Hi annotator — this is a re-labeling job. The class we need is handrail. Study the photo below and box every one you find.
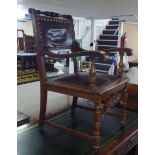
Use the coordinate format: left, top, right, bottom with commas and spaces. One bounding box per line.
114, 27, 119, 35
81, 26, 90, 40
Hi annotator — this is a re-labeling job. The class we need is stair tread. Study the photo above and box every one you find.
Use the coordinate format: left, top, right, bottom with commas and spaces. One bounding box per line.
110, 20, 120, 21
97, 45, 117, 47
95, 63, 112, 66
109, 21, 119, 24
112, 18, 119, 20
96, 69, 109, 72
107, 25, 119, 27
110, 19, 121, 22
97, 39, 118, 42
103, 29, 117, 31
101, 34, 118, 36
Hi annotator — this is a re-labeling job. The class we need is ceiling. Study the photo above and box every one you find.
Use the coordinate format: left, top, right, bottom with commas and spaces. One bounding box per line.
17, 0, 138, 22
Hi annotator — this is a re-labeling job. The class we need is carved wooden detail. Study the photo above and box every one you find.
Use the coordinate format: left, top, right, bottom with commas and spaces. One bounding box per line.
71, 40, 82, 53
89, 60, 96, 87
93, 100, 102, 149
120, 84, 128, 127
105, 93, 122, 108
117, 51, 124, 78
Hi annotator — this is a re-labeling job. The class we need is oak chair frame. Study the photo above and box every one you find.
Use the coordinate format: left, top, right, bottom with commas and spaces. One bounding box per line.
29, 8, 133, 149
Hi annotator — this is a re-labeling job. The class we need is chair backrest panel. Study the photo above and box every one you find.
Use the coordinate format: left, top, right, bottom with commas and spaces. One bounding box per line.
29, 9, 75, 56
39, 16, 74, 50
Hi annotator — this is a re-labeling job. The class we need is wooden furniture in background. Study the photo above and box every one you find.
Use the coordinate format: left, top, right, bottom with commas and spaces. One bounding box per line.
17, 52, 37, 70
129, 61, 138, 68
126, 84, 138, 111
17, 29, 27, 51
29, 8, 133, 149
17, 29, 36, 52
17, 29, 37, 70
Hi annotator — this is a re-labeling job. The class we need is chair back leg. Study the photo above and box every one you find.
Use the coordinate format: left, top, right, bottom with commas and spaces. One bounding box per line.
39, 88, 47, 127
71, 96, 78, 118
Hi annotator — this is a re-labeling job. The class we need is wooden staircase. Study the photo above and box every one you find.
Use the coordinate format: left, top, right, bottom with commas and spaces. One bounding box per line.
93, 18, 121, 75
97, 18, 120, 50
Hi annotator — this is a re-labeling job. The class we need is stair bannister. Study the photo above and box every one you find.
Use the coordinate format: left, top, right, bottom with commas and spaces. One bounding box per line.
81, 26, 90, 40
114, 27, 119, 36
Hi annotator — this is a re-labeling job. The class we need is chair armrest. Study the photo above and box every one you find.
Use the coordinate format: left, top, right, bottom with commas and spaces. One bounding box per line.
43, 40, 106, 61
44, 50, 106, 61
103, 48, 133, 56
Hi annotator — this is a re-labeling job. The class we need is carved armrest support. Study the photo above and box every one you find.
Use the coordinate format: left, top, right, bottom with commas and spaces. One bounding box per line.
103, 48, 133, 78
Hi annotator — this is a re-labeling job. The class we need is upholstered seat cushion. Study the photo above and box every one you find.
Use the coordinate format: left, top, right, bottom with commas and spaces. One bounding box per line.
45, 72, 128, 96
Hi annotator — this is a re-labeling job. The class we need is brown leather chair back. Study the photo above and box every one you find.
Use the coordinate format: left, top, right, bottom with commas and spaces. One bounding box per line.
29, 8, 75, 57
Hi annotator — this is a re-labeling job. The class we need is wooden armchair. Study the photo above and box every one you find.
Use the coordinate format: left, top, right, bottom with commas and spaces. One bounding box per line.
29, 8, 133, 149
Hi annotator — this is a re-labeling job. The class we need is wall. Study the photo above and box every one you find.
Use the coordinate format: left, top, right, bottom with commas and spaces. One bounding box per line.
17, 81, 70, 120
95, 19, 110, 40
123, 22, 138, 61
79, 19, 91, 50
17, 20, 33, 35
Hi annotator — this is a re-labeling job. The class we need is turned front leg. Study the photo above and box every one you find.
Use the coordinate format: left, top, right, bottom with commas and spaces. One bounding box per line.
120, 86, 128, 128
93, 100, 102, 149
